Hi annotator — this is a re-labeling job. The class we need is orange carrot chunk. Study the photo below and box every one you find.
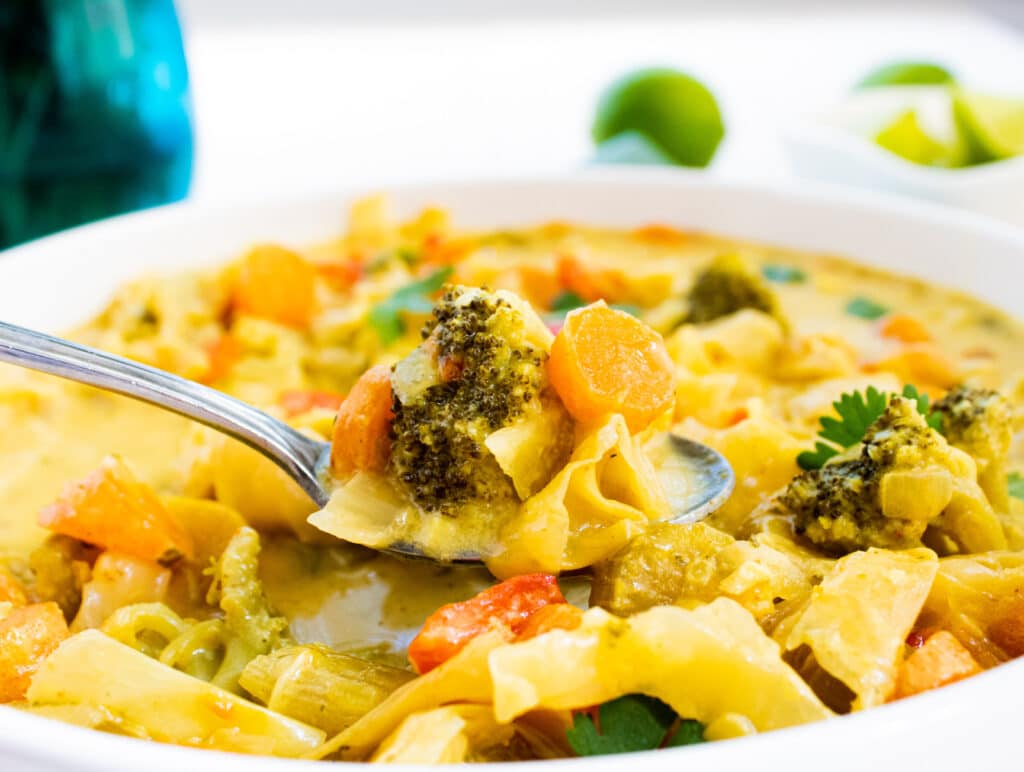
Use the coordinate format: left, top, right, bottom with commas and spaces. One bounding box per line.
38, 457, 194, 565
407, 573, 567, 674
201, 334, 243, 385
232, 244, 317, 328
548, 303, 675, 432
893, 631, 981, 699
329, 365, 395, 477
988, 601, 1024, 658
0, 602, 69, 702
879, 313, 932, 344
279, 388, 347, 417
0, 565, 27, 606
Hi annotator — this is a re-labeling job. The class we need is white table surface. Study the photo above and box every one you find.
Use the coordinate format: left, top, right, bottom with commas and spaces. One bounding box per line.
176, 1, 1024, 205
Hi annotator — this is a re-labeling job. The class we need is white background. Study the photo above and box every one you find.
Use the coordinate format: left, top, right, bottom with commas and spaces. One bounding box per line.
174, 0, 1024, 203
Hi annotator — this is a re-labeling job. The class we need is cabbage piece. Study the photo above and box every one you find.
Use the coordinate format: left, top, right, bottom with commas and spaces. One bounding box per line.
489, 600, 831, 731
487, 414, 670, 576
26, 630, 324, 756
784, 547, 938, 709
371, 704, 514, 763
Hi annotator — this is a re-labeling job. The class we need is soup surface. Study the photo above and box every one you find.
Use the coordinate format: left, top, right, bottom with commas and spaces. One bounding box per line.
1, 198, 1023, 761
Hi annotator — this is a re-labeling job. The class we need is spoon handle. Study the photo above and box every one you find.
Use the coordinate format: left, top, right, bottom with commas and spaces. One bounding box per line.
0, 320, 329, 506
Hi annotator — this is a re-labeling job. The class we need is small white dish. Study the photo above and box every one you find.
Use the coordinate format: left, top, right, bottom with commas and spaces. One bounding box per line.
781, 88, 1024, 225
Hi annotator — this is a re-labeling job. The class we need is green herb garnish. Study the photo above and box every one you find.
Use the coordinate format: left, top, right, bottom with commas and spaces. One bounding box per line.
1009, 472, 1024, 502
845, 296, 890, 320
761, 264, 807, 284
367, 267, 453, 345
566, 694, 704, 757
797, 384, 941, 471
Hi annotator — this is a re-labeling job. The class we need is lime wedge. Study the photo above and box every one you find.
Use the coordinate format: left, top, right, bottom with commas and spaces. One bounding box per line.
873, 109, 962, 167
855, 61, 955, 89
592, 68, 724, 168
951, 91, 1024, 164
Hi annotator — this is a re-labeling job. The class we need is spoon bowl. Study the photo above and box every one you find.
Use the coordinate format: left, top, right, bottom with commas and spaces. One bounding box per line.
0, 319, 734, 563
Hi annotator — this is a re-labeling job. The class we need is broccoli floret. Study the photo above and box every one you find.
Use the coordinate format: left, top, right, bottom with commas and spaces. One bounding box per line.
784, 396, 1004, 555
933, 385, 1013, 511
684, 254, 784, 326
389, 285, 555, 514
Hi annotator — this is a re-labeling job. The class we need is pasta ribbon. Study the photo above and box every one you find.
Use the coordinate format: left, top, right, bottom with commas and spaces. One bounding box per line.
487, 414, 670, 576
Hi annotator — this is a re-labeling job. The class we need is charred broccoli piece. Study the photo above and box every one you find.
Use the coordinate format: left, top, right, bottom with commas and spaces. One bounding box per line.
784, 396, 1005, 555
684, 254, 785, 326
933, 385, 1013, 511
389, 286, 555, 514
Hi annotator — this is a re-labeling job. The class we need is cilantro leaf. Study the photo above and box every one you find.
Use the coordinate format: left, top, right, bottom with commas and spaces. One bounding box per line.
665, 718, 705, 747
797, 384, 941, 471
566, 695, 675, 756
761, 264, 807, 284
1009, 472, 1024, 502
845, 296, 889, 320
367, 267, 453, 345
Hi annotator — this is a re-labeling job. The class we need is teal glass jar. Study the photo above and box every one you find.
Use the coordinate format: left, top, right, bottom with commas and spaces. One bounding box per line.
0, 0, 193, 248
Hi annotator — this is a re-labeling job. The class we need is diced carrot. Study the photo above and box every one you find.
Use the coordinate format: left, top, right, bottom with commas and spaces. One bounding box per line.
893, 631, 981, 700
556, 254, 628, 304
879, 314, 932, 344
317, 254, 364, 292
516, 602, 584, 641
0, 565, 27, 606
989, 601, 1024, 658
724, 407, 749, 427
231, 244, 317, 328
863, 343, 959, 391
407, 574, 566, 674
38, 457, 194, 565
422, 234, 475, 266
279, 388, 347, 417
0, 602, 69, 702
548, 303, 675, 432
516, 265, 561, 310
201, 334, 243, 385
632, 223, 690, 246
329, 365, 395, 477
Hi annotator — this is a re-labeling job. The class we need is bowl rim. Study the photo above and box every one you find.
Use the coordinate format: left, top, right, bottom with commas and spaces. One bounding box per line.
2, 168, 1024, 771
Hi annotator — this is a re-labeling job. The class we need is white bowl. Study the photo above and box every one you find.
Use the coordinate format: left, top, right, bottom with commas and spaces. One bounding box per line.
781, 88, 1024, 226
2, 170, 1024, 772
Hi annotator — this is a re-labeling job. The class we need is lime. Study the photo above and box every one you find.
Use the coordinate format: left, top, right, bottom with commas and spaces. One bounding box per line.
951, 91, 1024, 164
873, 109, 961, 167
855, 61, 955, 89
592, 68, 724, 168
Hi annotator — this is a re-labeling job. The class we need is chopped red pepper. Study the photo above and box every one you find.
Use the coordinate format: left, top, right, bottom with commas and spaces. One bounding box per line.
407, 573, 566, 673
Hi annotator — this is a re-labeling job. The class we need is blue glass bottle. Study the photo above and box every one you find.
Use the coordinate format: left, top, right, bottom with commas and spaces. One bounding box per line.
0, 0, 193, 248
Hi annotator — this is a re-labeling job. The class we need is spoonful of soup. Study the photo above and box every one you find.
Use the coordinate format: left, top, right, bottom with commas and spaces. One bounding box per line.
0, 291, 732, 566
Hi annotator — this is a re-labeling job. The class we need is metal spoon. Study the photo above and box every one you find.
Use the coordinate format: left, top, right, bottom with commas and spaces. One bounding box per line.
0, 320, 734, 562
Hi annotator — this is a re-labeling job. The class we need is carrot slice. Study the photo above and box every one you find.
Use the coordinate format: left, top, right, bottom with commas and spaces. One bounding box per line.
548, 303, 675, 432
329, 365, 395, 476
201, 334, 243, 385
279, 388, 347, 417
232, 244, 317, 328
879, 314, 932, 343
317, 255, 363, 292
556, 254, 628, 303
0, 565, 27, 606
864, 343, 958, 392
0, 602, 69, 702
632, 223, 690, 246
407, 573, 566, 674
38, 457, 194, 565
893, 631, 981, 699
